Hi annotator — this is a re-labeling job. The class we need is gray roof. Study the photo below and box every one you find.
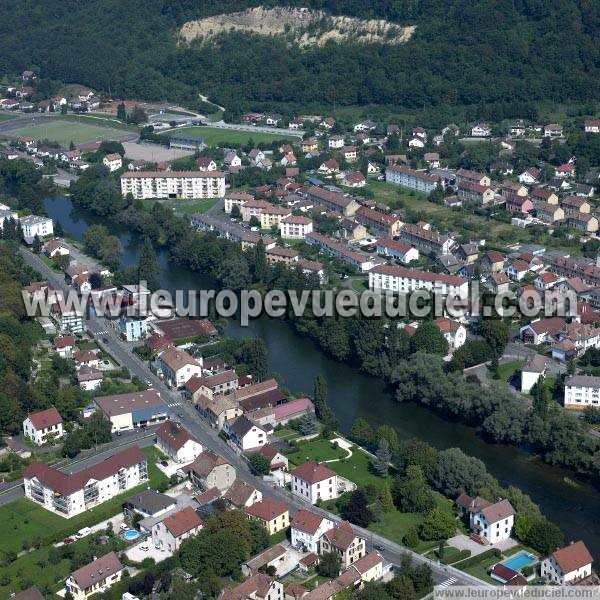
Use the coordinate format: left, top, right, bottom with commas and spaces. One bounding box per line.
124, 489, 176, 516
565, 375, 600, 388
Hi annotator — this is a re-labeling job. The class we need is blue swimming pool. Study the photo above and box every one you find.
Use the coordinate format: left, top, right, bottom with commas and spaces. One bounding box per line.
123, 529, 140, 541
501, 550, 537, 571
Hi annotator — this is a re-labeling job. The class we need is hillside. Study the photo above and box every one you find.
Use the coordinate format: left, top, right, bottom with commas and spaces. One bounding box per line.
0, 0, 598, 114
179, 6, 416, 47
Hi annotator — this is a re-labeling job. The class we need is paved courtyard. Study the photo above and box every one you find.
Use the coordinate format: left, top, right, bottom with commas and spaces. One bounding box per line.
447, 533, 518, 556
122, 141, 194, 163
126, 537, 170, 563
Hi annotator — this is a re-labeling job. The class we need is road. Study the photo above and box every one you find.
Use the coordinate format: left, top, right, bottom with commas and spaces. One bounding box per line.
17, 247, 489, 588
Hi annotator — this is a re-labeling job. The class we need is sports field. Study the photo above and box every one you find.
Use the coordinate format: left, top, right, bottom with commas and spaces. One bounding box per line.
162, 125, 298, 146
8, 119, 132, 146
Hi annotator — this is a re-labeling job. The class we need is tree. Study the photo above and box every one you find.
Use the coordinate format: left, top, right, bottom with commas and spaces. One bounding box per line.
231, 204, 241, 219
479, 319, 509, 357
137, 236, 159, 290
373, 438, 391, 476
248, 452, 271, 475
31, 234, 41, 253
296, 412, 319, 435
392, 465, 436, 514
396, 438, 438, 482
387, 576, 417, 600
432, 448, 492, 497
351, 582, 391, 600
318, 551, 341, 578
342, 488, 373, 527
379, 483, 394, 513
410, 321, 448, 355
375, 425, 399, 455
249, 216, 260, 228
349, 417, 374, 445
117, 102, 127, 122
402, 526, 419, 548
419, 508, 456, 540
523, 517, 564, 555
313, 374, 338, 433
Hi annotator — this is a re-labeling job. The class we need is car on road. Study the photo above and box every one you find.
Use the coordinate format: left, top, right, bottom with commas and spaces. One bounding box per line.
63, 537, 75, 545
160, 460, 168, 467
140, 545, 149, 552
373, 544, 384, 551
145, 380, 152, 386
102, 337, 109, 344
75, 527, 92, 539
177, 412, 184, 418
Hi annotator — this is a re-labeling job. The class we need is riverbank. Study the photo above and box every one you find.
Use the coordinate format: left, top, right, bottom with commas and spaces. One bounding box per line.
43, 195, 600, 559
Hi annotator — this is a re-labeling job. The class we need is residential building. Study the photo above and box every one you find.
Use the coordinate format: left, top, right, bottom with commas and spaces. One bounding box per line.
252, 444, 289, 472
94, 390, 168, 432
564, 375, 600, 408
43, 238, 70, 258
434, 318, 466, 350
224, 415, 268, 451
457, 181, 495, 205
77, 366, 103, 390
19, 215, 53, 241
224, 191, 253, 213
185, 450, 235, 491
24, 446, 148, 517
23, 407, 64, 445
541, 541, 593, 584
120, 171, 225, 199
219, 574, 283, 600
102, 153, 122, 172
291, 461, 338, 504
242, 544, 287, 577
471, 123, 491, 137
519, 317, 566, 345
355, 206, 403, 237
457, 494, 515, 544
567, 213, 599, 233
123, 489, 176, 519
385, 164, 439, 193
369, 264, 469, 299
562, 195, 591, 214
156, 420, 203, 463
455, 169, 491, 187
273, 397, 315, 425
304, 186, 360, 216
152, 506, 203, 554
244, 498, 290, 535
260, 205, 292, 229
535, 271, 558, 290
584, 120, 600, 134
156, 346, 203, 389
397, 223, 454, 256
531, 187, 559, 205
12, 587, 44, 600
291, 509, 334, 553
53, 334, 76, 358
319, 521, 367, 569
544, 123, 563, 137
342, 171, 365, 187
376, 238, 419, 263
535, 202, 564, 223
223, 478, 263, 509
196, 157, 217, 171
279, 215, 313, 239
119, 314, 150, 341
487, 272, 510, 294
195, 393, 243, 429
521, 354, 547, 393
305, 232, 376, 272
505, 194, 534, 214
65, 552, 124, 600
519, 168, 541, 185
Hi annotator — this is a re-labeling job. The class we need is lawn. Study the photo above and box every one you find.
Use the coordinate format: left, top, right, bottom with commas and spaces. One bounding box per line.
160, 126, 298, 146
0, 446, 167, 555
0, 113, 18, 122
141, 197, 219, 215
8, 119, 129, 146
456, 552, 501, 584
286, 439, 349, 466
496, 360, 523, 382
274, 427, 301, 442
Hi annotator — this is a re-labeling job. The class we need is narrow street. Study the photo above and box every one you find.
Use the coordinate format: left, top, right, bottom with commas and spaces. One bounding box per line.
16, 247, 489, 588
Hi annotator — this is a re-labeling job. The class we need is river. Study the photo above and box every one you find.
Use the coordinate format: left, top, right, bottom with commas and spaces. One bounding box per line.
44, 195, 600, 557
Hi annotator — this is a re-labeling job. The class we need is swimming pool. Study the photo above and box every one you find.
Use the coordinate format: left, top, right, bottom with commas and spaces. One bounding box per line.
123, 529, 140, 541
501, 550, 537, 571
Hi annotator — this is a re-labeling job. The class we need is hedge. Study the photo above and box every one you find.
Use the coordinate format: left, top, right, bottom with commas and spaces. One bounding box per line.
453, 548, 501, 569
442, 549, 471, 564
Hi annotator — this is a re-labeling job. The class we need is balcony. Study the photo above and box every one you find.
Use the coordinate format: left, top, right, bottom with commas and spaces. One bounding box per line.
29, 484, 45, 504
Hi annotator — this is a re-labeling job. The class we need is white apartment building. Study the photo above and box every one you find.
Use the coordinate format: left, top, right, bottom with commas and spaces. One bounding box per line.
369, 264, 469, 299
385, 165, 439, 194
564, 375, 600, 408
291, 461, 338, 504
291, 509, 334, 553
23, 446, 148, 517
279, 215, 313, 239
469, 499, 515, 544
541, 541, 593, 584
120, 171, 225, 200
20, 215, 54, 240
23, 407, 64, 445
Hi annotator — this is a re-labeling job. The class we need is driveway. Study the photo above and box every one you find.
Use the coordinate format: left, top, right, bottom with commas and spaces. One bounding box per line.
126, 538, 170, 563
447, 533, 518, 556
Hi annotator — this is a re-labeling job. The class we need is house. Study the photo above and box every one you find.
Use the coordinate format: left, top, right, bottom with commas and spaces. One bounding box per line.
568, 210, 598, 232
556, 163, 575, 178
77, 366, 103, 391
74, 349, 100, 370
19, 215, 53, 241
12, 587, 44, 600
195, 393, 243, 429
196, 157, 217, 171
23, 407, 64, 445
156, 420, 203, 463
521, 354, 547, 393
434, 318, 467, 350
123, 489, 176, 519
156, 346, 203, 389
94, 390, 168, 432
471, 123, 491, 137
291, 509, 335, 553
506, 261, 529, 281
564, 375, 600, 409
457, 494, 515, 544
185, 450, 235, 491
505, 194, 534, 214
518, 168, 541, 185
541, 541, 593, 584
531, 187, 559, 205
408, 136, 425, 149
53, 334, 76, 358
224, 415, 268, 451
341, 146, 358, 163
319, 521, 367, 569
219, 573, 283, 600
65, 552, 124, 600
457, 181, 495, 205
355, 207, 403, 237
423, 152, 440, 168
386, 165, 439, 194
376, 238, 419, 264
279, 215, 313, 240
535, 202, 564, 223
273, 397, 315, 425
520, 317, 565, 345
328, 135, 345, 149
244, 498, 290, 535
456, 169, 491, 187
223, 478, 262, 509
223, 152, 242, 168
305, 232, 376, 272
584, 120, 600, 134
152, 506, 203, 554
252, 444, 289, 472
354, 120, 377, 133
102, 153, 122, 172
291, 461, 338, 504
534, 271, 558, 290
24, 446, 148, 517
544, 123, 563, 137
43, 239, 70, 258
342, 171, 365, 188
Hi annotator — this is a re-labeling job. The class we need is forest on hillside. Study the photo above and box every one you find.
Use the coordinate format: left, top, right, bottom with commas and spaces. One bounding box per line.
0, 0, 598, 113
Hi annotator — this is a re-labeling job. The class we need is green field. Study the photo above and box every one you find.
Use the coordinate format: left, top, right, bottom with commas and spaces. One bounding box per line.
161, 126, 298, 146
0, 113, 17, 123
8, 119, 130, 146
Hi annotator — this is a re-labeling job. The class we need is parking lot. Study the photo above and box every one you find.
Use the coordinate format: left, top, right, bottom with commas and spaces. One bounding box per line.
126, 537, 171, 563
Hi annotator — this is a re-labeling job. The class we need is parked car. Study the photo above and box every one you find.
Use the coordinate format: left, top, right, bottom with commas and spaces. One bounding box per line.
140, 545, 149, 552
120, 523, 129, 531
63, 537, 74, 545
160, 460, 168, 467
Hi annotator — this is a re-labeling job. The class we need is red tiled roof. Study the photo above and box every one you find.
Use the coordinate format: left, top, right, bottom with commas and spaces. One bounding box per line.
552, 541, 593, 574
323, 521, 356, 550
291, 460, 336, 484
28, 407, 63, 430
157, 420, 200, 451
70, 552, 123, 590
245, 498, 288, 522
292, 509, 327, 534
53, 335, 75, 349
163, 506, 202, 537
